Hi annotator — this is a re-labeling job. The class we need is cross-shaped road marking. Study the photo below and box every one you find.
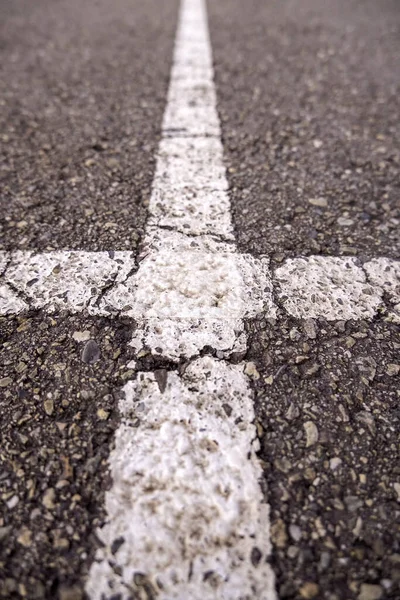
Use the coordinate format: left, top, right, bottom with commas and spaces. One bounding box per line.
1, 0, 399, 598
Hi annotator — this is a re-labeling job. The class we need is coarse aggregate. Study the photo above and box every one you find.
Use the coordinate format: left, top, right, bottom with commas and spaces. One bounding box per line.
245, 312, 400, 600
0, 0, 179, 252
0, 313, 138, 599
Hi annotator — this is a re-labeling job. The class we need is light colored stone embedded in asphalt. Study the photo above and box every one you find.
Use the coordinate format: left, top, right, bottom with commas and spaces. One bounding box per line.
274, 256, 383, 320
386, 363, 400, 376
3, 251, 135, 314
337, 217, 354, 227
42, 488, 56, 510
72, 330, 91, 342
308, 197, 328, 208
17, 527, 32, 548
81, 340, 101, 365
304, 421, 319, 447
6, 495, 19, 509
86, 356, 276, 600
330, 457, 343, 471
358, 583, 384, 600
393, 483, 400, 502
299, 582, 320, 599
302, 318, 317, 339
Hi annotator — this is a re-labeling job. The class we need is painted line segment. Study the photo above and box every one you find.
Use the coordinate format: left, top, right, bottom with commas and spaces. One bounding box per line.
85, 0, 277, 597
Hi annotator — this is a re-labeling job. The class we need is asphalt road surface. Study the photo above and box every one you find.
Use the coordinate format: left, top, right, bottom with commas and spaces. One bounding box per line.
1, 0, 399, 599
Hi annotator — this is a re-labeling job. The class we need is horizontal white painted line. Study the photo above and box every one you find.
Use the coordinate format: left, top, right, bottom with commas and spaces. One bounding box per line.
2, 250, 399, 326
86, 357, 276, 600
275, 256, 400, 322
0, 250, 135, 314
0, 249, 275, 360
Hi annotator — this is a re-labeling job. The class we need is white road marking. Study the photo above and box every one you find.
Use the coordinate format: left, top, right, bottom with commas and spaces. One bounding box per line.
147, 138, 232, 237
87, 357, 276, 600
1, 0, 399, 596
2, 248, 399, 325
87, 0, 277, 597
364, 258, 400, 322
275, 256, 383, 321
100, 244, 274, 360
0, 250, 135, 315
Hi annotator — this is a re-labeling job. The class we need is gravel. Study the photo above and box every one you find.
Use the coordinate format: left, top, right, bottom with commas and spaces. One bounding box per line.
245, 313, 400, 599
0, 313, 138, 598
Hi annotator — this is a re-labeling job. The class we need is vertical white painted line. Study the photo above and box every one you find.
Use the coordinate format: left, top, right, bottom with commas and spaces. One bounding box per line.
87, 358, 276, 600
86, 0, 278, 597
93, 0, 276, 360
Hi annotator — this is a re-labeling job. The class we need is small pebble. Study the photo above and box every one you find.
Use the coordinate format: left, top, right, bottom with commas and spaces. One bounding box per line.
72, 330, 91, 342
245, 362, 260, 380
330, 457, 342, 471
299, 582, 320, 599
304, 421, 319, 447
358, 583, 383, 600
308, 197, 328, 208
81, 339, 101, 364
42, 488, 56, 510
386, 363, 399, 376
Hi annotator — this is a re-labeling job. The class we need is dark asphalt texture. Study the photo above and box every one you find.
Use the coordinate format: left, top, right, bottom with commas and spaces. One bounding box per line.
0, 0, 179, 252
209, 1, 400, 598
0, 314, 137, 599
247, 315, 400, 600
209, 0, 400, 263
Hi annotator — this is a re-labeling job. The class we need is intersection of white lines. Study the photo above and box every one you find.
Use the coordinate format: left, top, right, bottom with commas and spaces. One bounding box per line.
1, 0, 399, 598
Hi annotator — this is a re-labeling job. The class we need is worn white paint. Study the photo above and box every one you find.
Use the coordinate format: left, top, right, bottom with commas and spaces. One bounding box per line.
274, 256, 385, 320
87, 357, 276, 600
100, 247, 275, 359
1, 249, 399, 326
86, 0, 277, 597
147, 137, 233, 237
0, 250, 135, 315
